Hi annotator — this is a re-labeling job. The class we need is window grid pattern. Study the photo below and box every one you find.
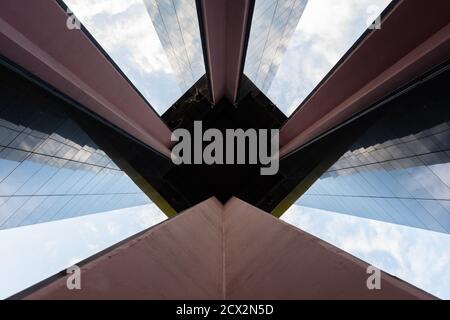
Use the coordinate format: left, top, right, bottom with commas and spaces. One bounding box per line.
145, 0, 205, 92
298, 106, 450, 233
0, 104, 151, 230
244, 0, 308, 92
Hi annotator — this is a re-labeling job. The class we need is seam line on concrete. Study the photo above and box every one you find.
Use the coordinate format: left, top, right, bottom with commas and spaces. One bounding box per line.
221, 202, 226, 299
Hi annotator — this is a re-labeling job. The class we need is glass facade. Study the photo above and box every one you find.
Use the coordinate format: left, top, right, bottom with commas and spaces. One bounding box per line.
144, 0, 205, 93
244, 0, 308, 93
0, 72, 154, 230
295, 68, 450, 233
246, 0, 392, 115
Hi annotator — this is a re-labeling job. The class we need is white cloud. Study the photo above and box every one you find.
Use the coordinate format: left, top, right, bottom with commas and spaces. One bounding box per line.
83, 221, 99, 234
65, 0, 142, 21
135, 203, 167, 227
106, 221, 120, 235
68, 256, 83, 267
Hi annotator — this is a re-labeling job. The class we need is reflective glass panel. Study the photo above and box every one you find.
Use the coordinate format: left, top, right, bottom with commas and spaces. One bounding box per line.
244, 0, 392, 115
0, 68, 167, 230
286, 64, 450, 234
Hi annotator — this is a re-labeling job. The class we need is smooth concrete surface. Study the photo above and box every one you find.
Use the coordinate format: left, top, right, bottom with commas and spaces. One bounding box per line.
22, 198, 224, 300
224, 198, 434, 299
200, 0, 251, 103
20, 198, 434, 300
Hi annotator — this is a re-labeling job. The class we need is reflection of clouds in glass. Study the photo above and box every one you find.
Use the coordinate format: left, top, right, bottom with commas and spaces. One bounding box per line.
265, 0, 392, 115
298, 109, 450, 234
282, 205, 450, 299
403, 164, 450, 200
0, 203, 166, 299
429, 162, 450, 188
0, 136, 152, 230
144, 0, 205, 92
245, 0, 308, 93
301, 164, 450, 233
64, 0, 184, 114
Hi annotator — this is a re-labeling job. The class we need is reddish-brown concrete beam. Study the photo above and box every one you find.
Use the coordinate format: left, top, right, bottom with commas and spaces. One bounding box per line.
224, 198, 433, 300
280, 0, 450, 157
21, 198, 224, 300
200, 0, 252, 103
18, 198, 434, 300
0, 0, 172, 157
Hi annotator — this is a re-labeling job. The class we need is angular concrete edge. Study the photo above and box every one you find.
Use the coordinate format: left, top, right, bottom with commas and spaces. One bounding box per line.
223, 198, 435, 300
20, 198, 224, 300
17, 197, 435, 300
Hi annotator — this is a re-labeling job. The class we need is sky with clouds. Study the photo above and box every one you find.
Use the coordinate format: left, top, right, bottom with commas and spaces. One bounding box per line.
0, 0, 448, 300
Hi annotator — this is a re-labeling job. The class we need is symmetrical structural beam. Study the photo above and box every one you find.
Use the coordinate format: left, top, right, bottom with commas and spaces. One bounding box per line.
16, 198, 434, 300
279, 0, 450, 157
0, 0, 172, 157
198, 0, 253, 104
